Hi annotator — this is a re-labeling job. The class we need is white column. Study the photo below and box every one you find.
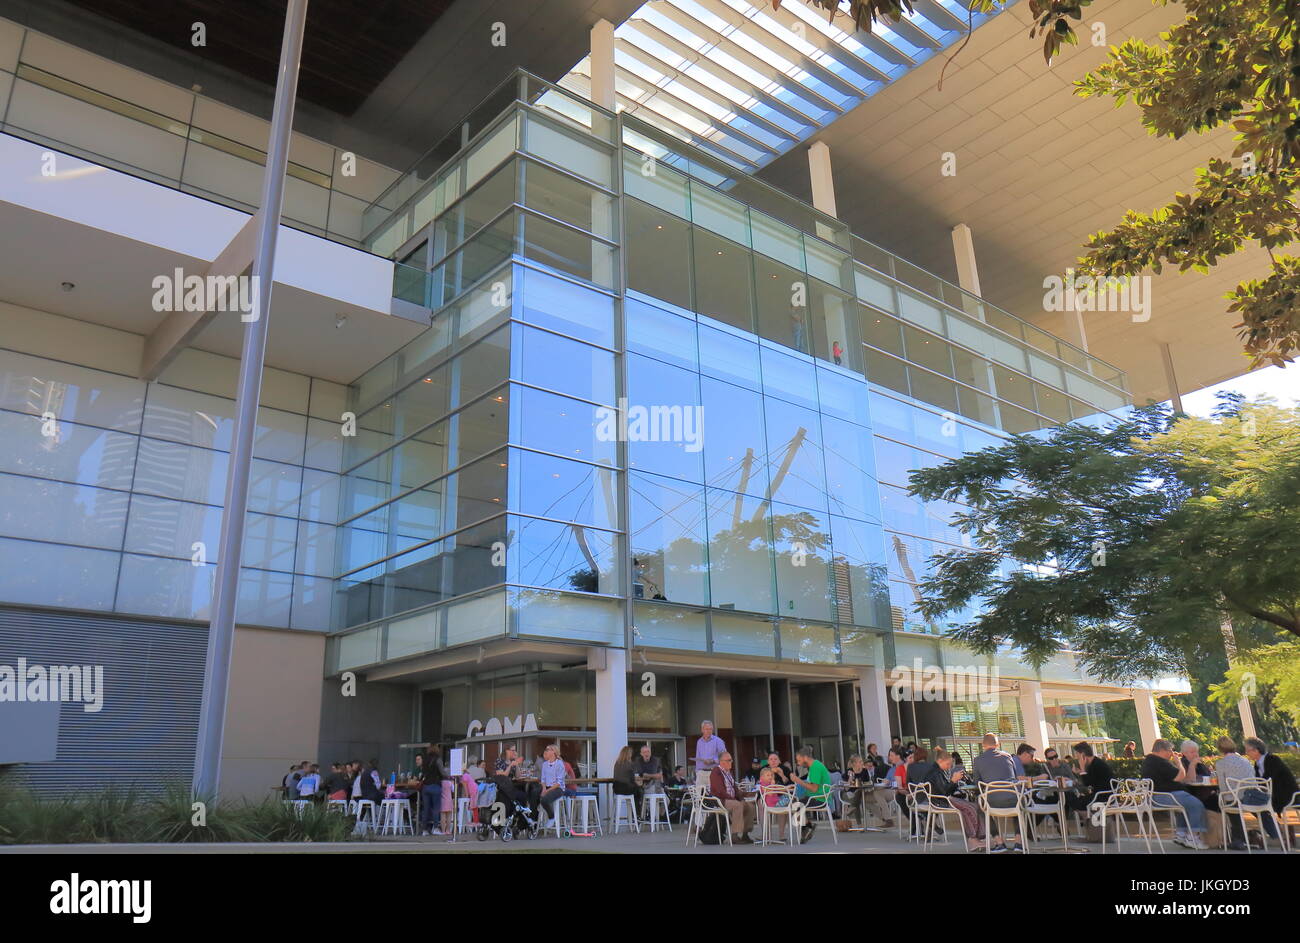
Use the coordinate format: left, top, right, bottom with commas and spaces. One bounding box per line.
1133, 690, 1162, 753
1017, 680, 1051, 753
590, 19, 616, 112
807, 140, 838, 218
950, 223, 981, 296
857, 668, 892, 752
590, 646, 628, 776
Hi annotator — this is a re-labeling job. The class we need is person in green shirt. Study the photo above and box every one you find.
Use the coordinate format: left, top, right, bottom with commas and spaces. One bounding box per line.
791, 744, 832, 843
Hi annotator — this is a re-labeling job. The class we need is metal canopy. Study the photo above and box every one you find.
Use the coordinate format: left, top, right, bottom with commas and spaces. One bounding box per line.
559, 0, 1001, 174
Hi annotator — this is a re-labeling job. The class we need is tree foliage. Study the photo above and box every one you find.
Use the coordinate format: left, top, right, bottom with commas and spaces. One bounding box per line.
907, 396, 1300, 685
1211, 637, 1300, 726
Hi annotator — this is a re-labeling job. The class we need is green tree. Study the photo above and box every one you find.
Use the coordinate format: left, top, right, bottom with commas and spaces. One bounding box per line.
907, 397, 1300, 686
779, 0, 1300, 365
1211, 637, 1300, 727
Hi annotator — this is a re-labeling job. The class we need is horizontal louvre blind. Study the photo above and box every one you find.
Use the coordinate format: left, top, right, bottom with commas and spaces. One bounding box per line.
0, 607, 206, 796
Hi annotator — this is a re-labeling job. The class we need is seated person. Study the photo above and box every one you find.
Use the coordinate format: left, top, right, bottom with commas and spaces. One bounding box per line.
612, 745, 644, 810
709, 751, 756, 844
1178, 740, 1219, 812
1066, 741, 1114, 811
537, 744, 567, 824
757, 766, 791, 842
492, 744, 537, 821
1140, 739, 1209, 849
1216, 736, 1276, 849
790, 745, 832, 843
922, 749, 985, 852
632, 744, 665, 795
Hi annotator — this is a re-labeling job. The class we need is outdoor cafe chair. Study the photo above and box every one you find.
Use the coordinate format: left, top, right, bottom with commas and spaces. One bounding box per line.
1283, 790, 1299, 852
757, 783, 796, 847
911, 784, 964, 852
977, 781, 1028, 853
1100, 779, 1164, 853
684, 785, 732, 848
1221, 777, 1281, 853
1023, 778, 1071, 851
795, 788, 838, 845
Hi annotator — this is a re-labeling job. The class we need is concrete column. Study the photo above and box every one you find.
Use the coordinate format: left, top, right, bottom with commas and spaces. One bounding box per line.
1159, 342, 1184, 413
1133, 690, 1162, 753
590, 646, 628, 776
857, 667, 892, 753
590, 19, 616, 112
950, 223, 986, 321
951, 223, 981, 296
807, 140, 838, 218
1017, 680, 1051, 753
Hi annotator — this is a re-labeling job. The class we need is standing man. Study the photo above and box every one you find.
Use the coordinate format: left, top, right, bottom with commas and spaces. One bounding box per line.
693, 720, 726, 787
790, 744, 832, 843
708, 751, 756, 844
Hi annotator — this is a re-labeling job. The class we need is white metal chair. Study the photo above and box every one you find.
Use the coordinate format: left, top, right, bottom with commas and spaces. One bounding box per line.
978, 781, 1027, 853
912, 784, 967, 852
1220, 777, 1281, 853
1146, 778, 1200, 850
1283, 790, 1299, 852
1100, 779, 1162, 853
794, 787, 837, 845
284, 799, 311, 817
352, 798, 378, 834
757, 783, 796, 846
1024, 779, 1070, 852
325, 798, 350, 814
684, 786, 732, 847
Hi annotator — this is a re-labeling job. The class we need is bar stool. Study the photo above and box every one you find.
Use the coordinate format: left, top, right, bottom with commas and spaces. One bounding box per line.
353, 799, 378, 833
284, 799, 310, 817
456, 797, 476, 832
613, 793, 641, 834
326, 799, 350, 814
542, 797, 569, 837
567, 794, 603, 837
378, 798, 413, 835
645, 792, 672, 832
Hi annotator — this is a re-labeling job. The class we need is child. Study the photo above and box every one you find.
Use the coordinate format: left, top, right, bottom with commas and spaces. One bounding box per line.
759, 767, 790, 842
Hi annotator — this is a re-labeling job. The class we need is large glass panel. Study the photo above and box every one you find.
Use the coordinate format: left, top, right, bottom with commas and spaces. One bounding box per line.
829, 514, 890, 629
902, 326, 954, 377
629, 471, 709, 607
860, 307, 905, 356
465, 113, 519, 189
906, 368, 959, 414
855, 267, 897, 313
633, 602, 708, 652
515, 324, 615, 405
512, 384, 616, 466
458, 325, 512, 406
512, 515, 617, 594
626, 298, 699, 371
689, 180, 749, 246
780, 621, 837, 664
625, 198, 692, 312
523, 160, 614, 239
771, 500, 834, 622
711, 611, 776, 658
897, 290, 945, 333
448, 448, 509, 530
759, 345, 818, 410
0, 474, 128, 549
625, 354, 704, 483
699, 377, 768, 496
697, 322, 761, 390
705, 487, 775, 614
524, 115, 612, 187
512, 588, 622, 644
518, 266, 615, 347
432, 158, 516, 260
821, 415, 879, 521
453, 388, 510, 467
622, 150, 690, 218
864, 347, 910, 397
762, 397, 826, 512
512, 449, 618, 530
815, 368, 872, 427
991, 365, 1038, 413
753, 254, 810, 354
692, 229, 754, 333
809, 281, 858, 368
750, 211, 804, 270
521, 212, 614, 287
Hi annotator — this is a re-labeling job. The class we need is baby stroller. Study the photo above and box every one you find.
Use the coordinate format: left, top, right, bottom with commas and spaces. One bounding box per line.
476, 797, 540, 842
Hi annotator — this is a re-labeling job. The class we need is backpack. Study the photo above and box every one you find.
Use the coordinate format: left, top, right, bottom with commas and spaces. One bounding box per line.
698, 815, 722, 845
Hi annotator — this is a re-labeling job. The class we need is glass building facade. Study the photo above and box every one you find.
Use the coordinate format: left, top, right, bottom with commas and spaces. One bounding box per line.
325, 75, 1132, 687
